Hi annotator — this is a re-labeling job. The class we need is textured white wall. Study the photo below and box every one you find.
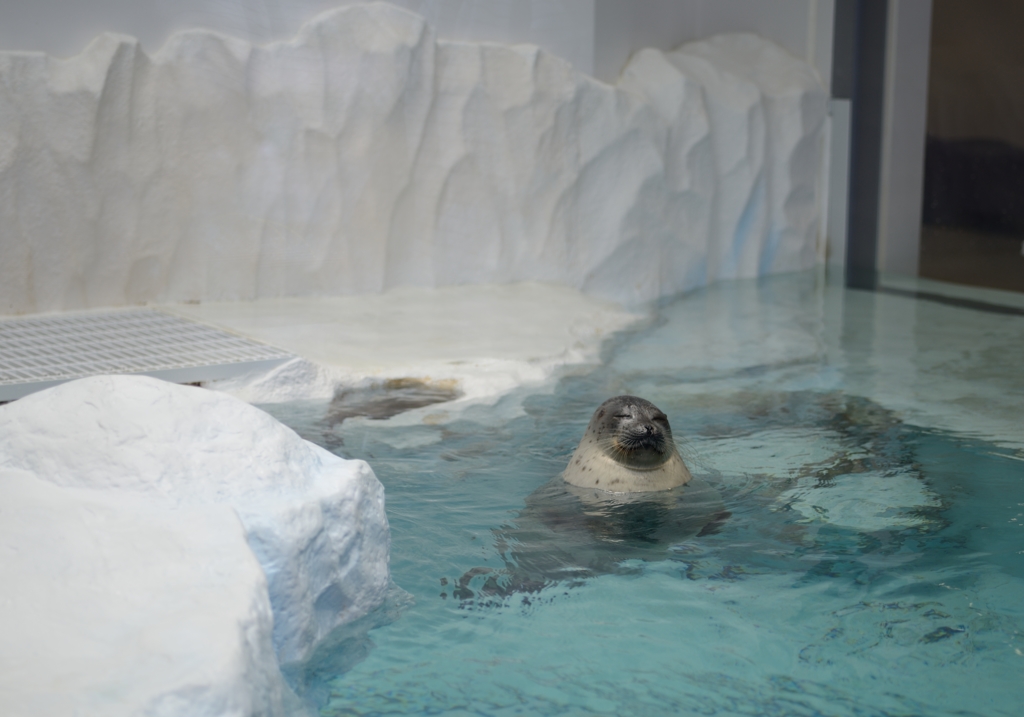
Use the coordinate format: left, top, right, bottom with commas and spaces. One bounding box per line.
0, 0, 595, 71
594, 0, 834, 88
0, 3, 827, 314
0, 0, 834, 85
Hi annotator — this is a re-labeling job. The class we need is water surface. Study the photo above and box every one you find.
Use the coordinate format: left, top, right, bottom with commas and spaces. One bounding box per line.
265, 273, 1024, 716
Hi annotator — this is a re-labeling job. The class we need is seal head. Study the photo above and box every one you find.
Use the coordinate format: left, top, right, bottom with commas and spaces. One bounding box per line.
563, 395, 692, 492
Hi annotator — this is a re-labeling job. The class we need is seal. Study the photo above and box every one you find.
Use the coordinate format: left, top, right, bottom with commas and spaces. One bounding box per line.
449, 396, 722, 603
562, 395, 691, 492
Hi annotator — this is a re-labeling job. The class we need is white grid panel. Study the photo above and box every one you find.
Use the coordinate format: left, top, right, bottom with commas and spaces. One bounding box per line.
0, 310, 293, 400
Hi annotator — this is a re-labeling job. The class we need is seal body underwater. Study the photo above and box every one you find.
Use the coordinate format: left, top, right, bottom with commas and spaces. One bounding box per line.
452, 396, 726, 603
563, 395, 692, 492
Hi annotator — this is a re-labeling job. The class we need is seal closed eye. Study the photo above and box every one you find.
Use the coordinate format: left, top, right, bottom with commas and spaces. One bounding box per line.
563, 395, 692, 492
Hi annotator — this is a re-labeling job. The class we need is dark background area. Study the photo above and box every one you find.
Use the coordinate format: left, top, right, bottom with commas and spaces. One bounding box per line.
920, 0, 1024, 292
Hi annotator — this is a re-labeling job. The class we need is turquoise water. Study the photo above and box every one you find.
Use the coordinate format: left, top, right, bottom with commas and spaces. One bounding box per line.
265, 274, 1024, 716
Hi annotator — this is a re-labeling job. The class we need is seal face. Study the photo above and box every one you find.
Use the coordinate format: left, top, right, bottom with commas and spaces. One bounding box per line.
563, 395, 692, 492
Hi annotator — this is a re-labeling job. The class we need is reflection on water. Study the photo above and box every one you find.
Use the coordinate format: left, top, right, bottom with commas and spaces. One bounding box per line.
263, 273, 1024, 717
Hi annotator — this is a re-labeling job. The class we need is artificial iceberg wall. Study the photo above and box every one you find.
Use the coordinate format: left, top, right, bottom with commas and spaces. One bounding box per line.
0, 2, 826, 315
0, 375, 391, 714
0, 375, 391, 666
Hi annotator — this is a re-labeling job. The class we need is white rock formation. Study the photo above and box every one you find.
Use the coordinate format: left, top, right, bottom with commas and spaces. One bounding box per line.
0, 470, 291, 717
0, 2, 826, 315
0, 375, 391, 669
667, 35, 826, 278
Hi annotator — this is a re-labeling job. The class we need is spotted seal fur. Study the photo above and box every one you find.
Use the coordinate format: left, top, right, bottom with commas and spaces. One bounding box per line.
562, 395, 691, 492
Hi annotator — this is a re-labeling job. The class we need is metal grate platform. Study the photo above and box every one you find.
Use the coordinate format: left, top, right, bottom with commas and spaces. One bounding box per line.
0, 309, 294, 401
